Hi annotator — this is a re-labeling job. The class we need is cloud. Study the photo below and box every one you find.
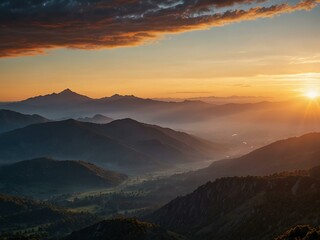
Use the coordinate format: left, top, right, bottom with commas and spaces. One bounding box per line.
0, 0, 319, 58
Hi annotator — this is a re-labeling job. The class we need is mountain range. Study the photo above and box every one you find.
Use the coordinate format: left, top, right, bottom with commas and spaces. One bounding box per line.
0, 158, 127, 198
0, 109, 49, 133
3, 89, 274, 122
0, 118, 225, 172
5, 89, 320, 157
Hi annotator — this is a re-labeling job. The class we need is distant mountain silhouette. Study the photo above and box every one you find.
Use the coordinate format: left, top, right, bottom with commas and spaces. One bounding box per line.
148, 168, 320, 240
65, 218, 187, 240
4, 89, 270, 121
22, 88, 92, 105
5, 89, 93, 118
78, 114, 113, 124
0, 109, 49, 133
0, 119, 224, 172
0, 158, 127, 197
0, 193, 97, 238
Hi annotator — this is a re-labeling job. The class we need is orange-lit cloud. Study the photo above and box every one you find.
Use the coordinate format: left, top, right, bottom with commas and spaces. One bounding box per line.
0, 0, 319, 58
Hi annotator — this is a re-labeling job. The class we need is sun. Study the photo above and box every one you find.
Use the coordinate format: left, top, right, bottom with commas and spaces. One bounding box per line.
305, 90, 319, 100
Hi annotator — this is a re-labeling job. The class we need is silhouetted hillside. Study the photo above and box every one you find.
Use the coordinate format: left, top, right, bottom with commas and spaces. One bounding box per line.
64, 218, 187, 240
0, 158, 127, 197
148, 170, 320, 240
0, 109, 49, 133
0, 194, 97, 238
0, 119, 224, 172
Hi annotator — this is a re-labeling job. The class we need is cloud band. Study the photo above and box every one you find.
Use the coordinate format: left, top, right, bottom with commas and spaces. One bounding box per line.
0, 0, 319, 57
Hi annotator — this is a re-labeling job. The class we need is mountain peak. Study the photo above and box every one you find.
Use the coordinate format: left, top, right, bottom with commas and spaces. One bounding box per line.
60, 88, 72, 93
19, 89, 92, 107
59, 88, 78, 95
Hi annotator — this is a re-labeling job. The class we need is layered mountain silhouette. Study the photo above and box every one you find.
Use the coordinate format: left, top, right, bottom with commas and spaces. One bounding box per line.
4, 89, 320, 155
0, 158, 127, 197
4, 89, 272, 121
0, 193, 97, 238
0, 109, 49, 133
0, 119, 224, 172
78, 114, 113, 124
65, 218, 187, 240
148, 167, 320, 240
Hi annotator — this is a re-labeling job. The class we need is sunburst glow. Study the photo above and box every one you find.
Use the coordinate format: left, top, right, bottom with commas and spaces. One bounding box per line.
305, 90, 319, 100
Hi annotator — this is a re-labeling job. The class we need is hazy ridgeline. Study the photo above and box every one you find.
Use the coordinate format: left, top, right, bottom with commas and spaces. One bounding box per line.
3, 89, 320, 156
1, 90, 320, 240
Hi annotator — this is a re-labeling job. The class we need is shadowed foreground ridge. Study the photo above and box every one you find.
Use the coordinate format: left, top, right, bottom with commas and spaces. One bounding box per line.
64, 218, 187, 240
148, 166, 320, 240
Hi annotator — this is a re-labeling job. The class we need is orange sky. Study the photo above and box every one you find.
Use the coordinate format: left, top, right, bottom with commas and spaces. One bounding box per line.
0, 1, 319, 101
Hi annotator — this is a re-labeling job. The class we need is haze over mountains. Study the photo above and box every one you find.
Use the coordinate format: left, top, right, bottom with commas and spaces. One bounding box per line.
4, 89, 320, 156
4, 89, 217, 121
137, 133, 320, 200
0, 118, 224, 173
3, 89, 277, 123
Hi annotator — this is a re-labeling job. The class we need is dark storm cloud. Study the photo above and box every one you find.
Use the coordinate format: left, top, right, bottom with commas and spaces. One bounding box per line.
0, 0, 318, 57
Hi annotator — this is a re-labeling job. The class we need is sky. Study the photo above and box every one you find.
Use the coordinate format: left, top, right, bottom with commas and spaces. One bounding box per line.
0, 0, 320, 101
